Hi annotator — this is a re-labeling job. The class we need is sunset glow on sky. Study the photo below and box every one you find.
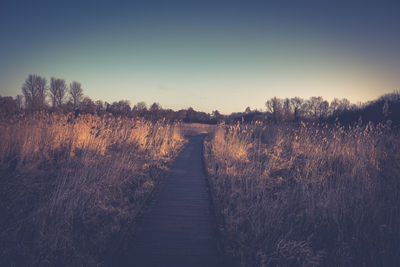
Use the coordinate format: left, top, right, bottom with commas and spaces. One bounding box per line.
0, 0, 399, 113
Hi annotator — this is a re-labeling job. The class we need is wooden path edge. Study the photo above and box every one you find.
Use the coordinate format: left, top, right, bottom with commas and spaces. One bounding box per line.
201, 135, 241, 267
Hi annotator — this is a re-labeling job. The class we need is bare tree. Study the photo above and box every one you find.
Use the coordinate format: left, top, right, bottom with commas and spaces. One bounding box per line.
15, 95, 24, 110
0, 96, 19, 114
50, 77, 67, 107
308, 96, 324, 118
282, 98, 292, 121
22, 74, 47, 110
266, 97, 282, 122
338, 98, 351, 111
109, 100, 131, 115
212, 110, 221, 118
133, 101, 147, 112
80, 97, 96, 114
69, 81, 83, 108
95, 100, 105, 114
319, 100, 329, 119
329, 98, 340, 116
290, 97, 304, 121
150, 102, 161, 112
290, 97, 303, 121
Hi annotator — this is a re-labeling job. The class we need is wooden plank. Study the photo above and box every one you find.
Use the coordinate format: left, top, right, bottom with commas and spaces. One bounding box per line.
118, 135, 222, 267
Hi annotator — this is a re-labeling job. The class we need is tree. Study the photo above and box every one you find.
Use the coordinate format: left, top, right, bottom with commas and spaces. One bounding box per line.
50, 77, 67, 107
329, 98, 340, 116
150, 102, 161, 112
133, 101, 147, 111
80, 97, 96, 114
319, 100, 329, 120
109, 100, 131, 116
0, 96, 19, 114
282, 98, 293, 121
176, 109, 187, 120
69, 81, 83, 108
266, 97, 282, 122
308, 96, 324, 118
212, 110, 221, 118
15, 95, 24, 110
22, 74, 47, 110
95, 100, 105, 114
338, 98, 351, 111
245, 107, 251, 114
290, 97, 304, 121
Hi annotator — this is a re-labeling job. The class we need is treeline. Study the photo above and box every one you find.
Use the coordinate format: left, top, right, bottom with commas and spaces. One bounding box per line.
228, 96, 353, 123
1, 74, 399, 126
0, 74, 216, 123
228, 93, 400, 127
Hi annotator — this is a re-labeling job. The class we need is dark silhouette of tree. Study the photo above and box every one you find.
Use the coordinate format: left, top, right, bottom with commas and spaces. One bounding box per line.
80, 97, 96, 114
176, 109, 187, 120
132, 101, 147, 117
184, 107, 196, 122
150, 102, 161, 112
307, 96, 323, 118
148, 102, 161, 120
319, 100, 329, 120
282, 98, 293, 121
0, 96, 19, 114
290, 97, 303, 121
245, 107, 251, 113
104, 102, 111, 111
15, 95, 24, 110
63, 100, 74, 113
22, 74, 47, 111
338, 98, 351, 112
134, 101, 147, 112
95, 100, 105, 115
266, 97, 282, 122
211, 110, 221, 122
329, 98, 340, 116
109, 100, 131, 116
50, 77, 67, 107
328, 94, 400, 126
69, 81, 83, 109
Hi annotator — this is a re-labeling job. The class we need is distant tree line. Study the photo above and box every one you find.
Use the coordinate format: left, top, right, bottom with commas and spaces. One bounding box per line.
0, 74, 218, 123
227, 93, 399, 127
330, 92, 400, 126
0, 74, 399, 126
263, 96, 352, 122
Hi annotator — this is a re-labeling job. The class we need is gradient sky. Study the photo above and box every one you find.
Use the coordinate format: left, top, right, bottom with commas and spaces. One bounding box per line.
0, 0, 399, 113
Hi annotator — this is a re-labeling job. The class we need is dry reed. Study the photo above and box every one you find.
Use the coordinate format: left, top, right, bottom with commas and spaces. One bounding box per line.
0, 112, 185, 266
204, 122, 400, 266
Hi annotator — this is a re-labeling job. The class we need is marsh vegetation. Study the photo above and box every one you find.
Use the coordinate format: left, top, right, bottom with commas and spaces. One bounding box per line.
0, 113, 184, 266
1, 86, 399, 266
204, 122, 400, 266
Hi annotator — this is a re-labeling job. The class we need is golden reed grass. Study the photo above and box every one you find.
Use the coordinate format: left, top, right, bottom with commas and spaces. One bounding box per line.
0, 112, 185, 266
204, 122, 400, 266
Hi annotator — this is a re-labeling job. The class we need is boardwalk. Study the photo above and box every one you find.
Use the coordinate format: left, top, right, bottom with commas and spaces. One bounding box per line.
118, 135, 222, 267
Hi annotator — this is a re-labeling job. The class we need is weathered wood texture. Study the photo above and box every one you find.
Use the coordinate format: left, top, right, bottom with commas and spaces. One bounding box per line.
119, 135, 222, 267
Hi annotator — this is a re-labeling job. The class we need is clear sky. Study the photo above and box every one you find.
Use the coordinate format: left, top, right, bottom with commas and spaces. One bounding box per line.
0, 0, 399, 113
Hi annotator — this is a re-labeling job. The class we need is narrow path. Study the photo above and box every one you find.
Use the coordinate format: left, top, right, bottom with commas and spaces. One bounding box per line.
119, 135, 222, 267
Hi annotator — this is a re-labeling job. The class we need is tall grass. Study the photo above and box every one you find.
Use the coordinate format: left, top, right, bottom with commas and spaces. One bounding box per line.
204, 122, 400, 266
0, 112, 185, 266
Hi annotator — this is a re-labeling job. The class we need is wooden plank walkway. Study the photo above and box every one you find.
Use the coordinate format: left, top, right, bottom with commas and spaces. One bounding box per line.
118, 135, 222, 267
